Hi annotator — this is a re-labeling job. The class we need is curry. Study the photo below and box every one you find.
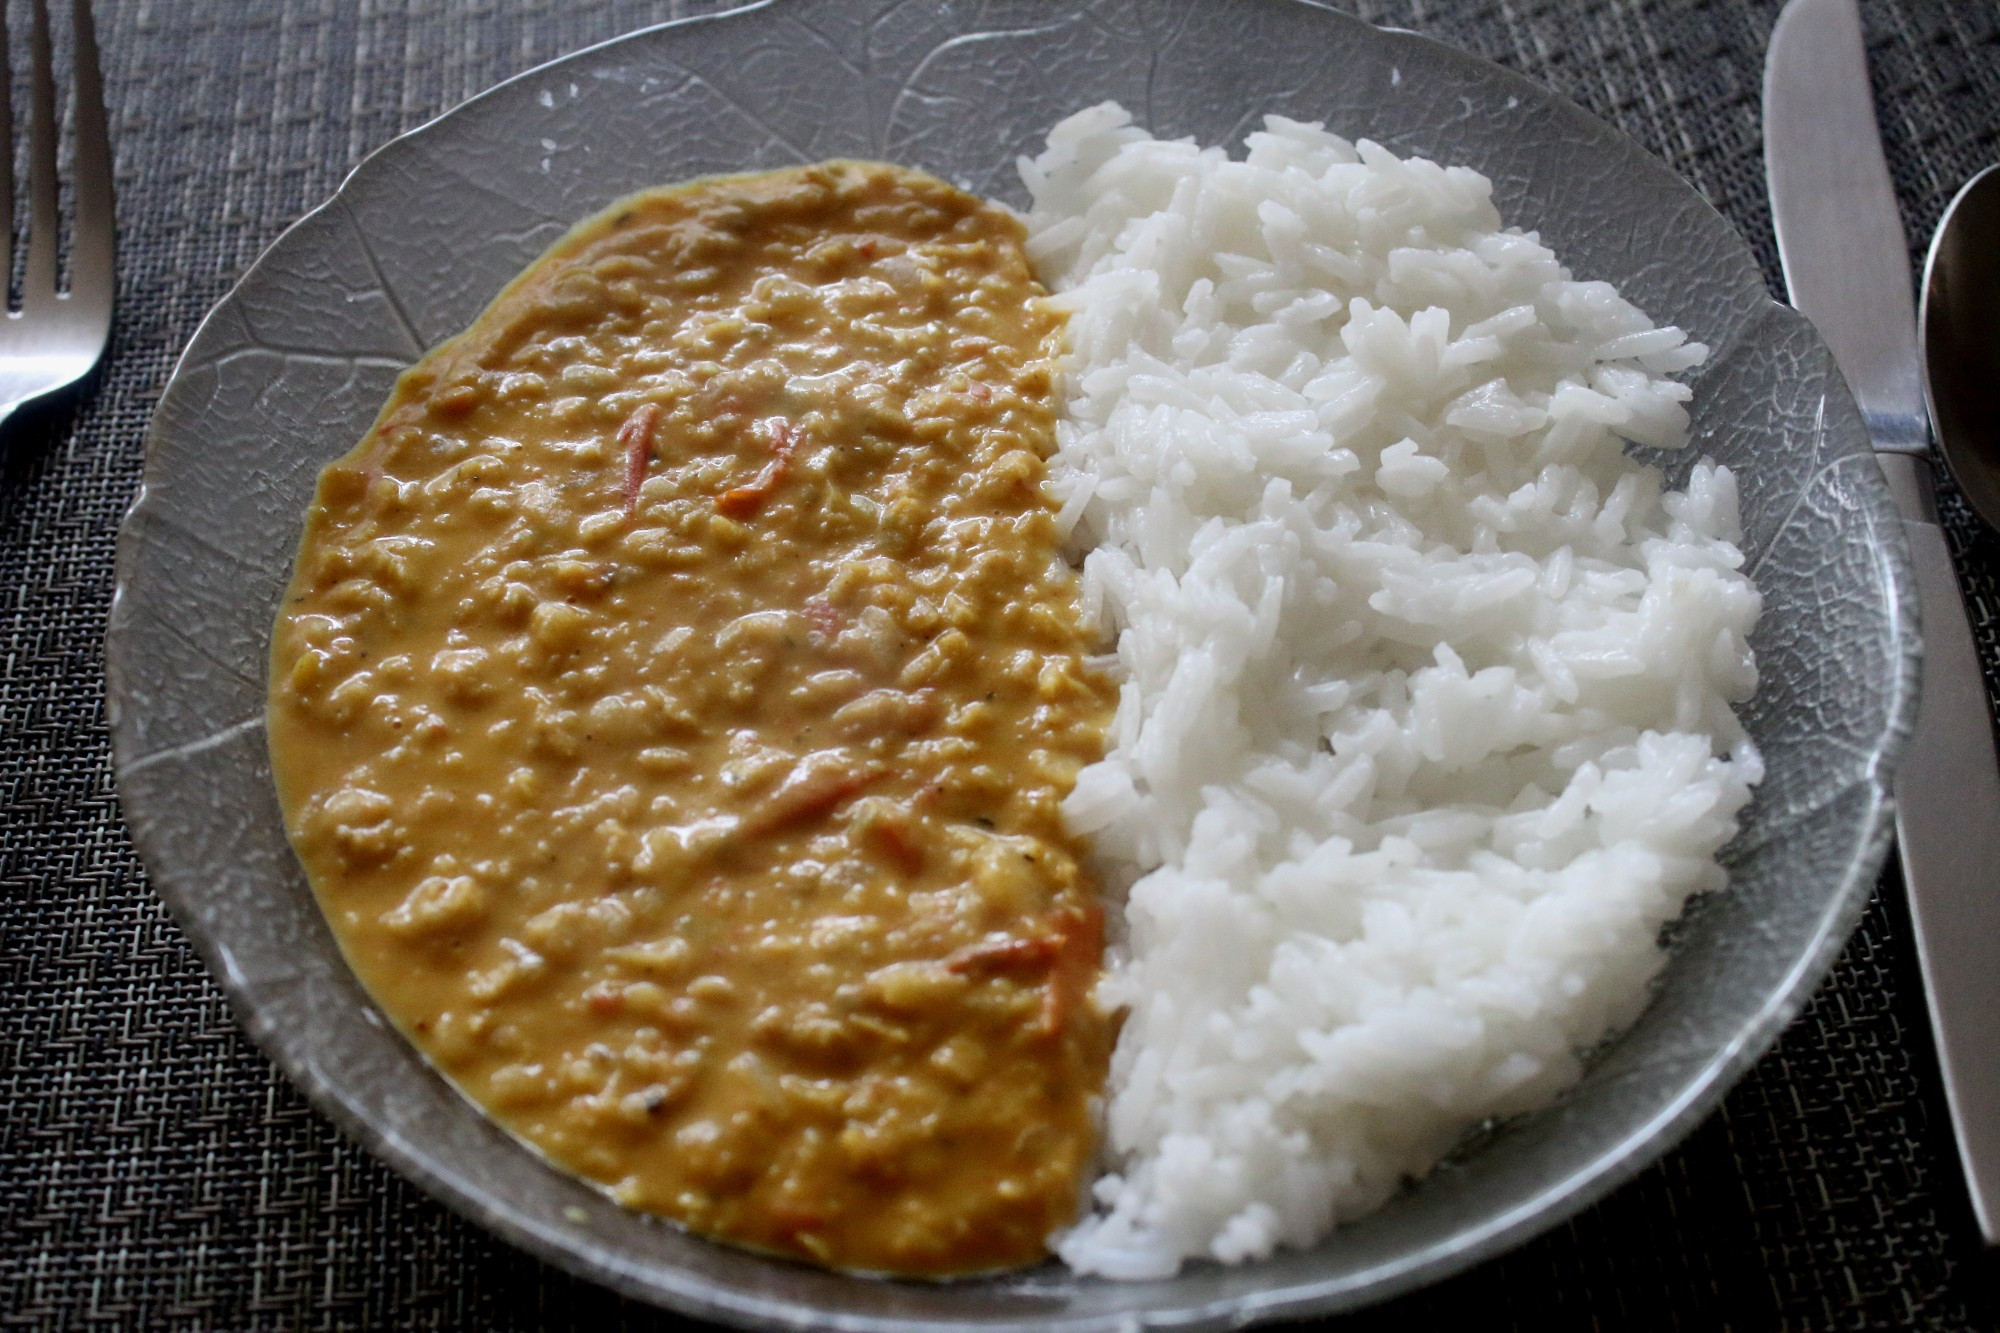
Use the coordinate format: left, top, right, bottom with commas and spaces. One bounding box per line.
267, 162, 1115, 1276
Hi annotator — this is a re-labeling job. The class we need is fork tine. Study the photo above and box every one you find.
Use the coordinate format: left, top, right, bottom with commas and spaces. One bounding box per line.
22, 0, 58, 313
66, 0, 113, 324
1, 12, 13, 298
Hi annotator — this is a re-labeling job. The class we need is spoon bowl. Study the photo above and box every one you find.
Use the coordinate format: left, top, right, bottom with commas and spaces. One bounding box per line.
1921, 164, 2000, 532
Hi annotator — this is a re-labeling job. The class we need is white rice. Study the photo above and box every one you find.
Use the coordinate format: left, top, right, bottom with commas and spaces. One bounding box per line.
1020, 104, 1763, 1280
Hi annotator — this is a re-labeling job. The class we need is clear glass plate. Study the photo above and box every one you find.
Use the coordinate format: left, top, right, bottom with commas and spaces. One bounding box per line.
105, 1, 1917, 1327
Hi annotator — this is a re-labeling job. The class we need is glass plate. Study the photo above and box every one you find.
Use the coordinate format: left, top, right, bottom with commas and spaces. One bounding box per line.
106, 0, 1917, 1327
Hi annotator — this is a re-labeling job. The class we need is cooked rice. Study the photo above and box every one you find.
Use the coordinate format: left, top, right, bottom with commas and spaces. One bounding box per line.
1020, 104, 1763, 1279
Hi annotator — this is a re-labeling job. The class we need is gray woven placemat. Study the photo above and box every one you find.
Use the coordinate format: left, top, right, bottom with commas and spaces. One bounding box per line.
4, 1, 1998, 1328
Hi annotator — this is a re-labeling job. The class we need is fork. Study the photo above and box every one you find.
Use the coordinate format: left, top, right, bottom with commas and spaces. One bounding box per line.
1, 0, 112, 431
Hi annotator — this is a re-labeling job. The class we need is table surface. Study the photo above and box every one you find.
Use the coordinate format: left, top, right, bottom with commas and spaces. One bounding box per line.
5, 0, 2000, 1328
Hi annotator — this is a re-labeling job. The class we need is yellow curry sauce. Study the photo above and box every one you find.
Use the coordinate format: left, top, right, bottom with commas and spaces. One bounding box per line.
267, 163, 1115, 1276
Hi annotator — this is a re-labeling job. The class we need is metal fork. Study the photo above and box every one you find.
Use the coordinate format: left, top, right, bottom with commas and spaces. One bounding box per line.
1, 0, 112, 430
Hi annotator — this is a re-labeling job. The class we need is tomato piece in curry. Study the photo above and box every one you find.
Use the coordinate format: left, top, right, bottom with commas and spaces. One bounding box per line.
267, 162, 1115, 1277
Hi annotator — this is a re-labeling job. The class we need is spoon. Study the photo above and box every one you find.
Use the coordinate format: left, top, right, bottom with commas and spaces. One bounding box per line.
1921, 164, 2000, 531
1910, 160, 2000, 1245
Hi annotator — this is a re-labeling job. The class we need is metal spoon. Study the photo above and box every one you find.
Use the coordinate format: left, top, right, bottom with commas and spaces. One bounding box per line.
1908, 160, 2000, 1243
1921, 164, 2000, 532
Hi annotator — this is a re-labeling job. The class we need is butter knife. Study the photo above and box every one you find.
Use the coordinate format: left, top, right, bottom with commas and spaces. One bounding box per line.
1767, 0, 2000, 1244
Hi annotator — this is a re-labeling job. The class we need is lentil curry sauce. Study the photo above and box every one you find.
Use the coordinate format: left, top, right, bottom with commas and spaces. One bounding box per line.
267, 163, 1115, 1276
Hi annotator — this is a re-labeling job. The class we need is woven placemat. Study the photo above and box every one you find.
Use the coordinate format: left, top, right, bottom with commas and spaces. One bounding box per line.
4, 1, 1998, 1327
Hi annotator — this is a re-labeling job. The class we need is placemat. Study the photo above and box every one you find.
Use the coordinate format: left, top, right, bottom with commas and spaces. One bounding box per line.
4, 0, 1998, 1327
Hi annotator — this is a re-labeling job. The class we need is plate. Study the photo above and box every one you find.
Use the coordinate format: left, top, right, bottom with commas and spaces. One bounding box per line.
105, 0, 1917, 1326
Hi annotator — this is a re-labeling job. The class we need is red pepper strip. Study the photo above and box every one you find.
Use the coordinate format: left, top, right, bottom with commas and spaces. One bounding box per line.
945, 933, 1062, 978
862, 810, 926, 873
1037, 904, 1104, 1039
766, 1201, 832, 1236
619, 402, 662, 516
713, 419, 800, 518
801, 596, 843, 638
716, 459, 783, 518
743, 754, 881, 834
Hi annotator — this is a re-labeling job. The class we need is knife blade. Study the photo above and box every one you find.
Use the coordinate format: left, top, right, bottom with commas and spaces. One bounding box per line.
1766, 0, 2000, 1245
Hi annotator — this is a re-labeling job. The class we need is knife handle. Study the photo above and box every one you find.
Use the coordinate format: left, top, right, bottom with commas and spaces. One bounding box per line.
1881, 453, 2000, 1245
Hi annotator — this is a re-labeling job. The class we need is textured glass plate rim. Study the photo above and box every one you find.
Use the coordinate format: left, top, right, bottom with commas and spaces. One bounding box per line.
103, 0, 1919, 1327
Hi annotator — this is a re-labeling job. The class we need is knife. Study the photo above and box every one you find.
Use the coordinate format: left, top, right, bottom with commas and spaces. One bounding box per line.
1767, 0, 2000, 1245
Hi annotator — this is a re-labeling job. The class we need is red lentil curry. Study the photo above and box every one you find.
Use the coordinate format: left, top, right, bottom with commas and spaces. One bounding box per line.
267, 162, 1116, 1276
